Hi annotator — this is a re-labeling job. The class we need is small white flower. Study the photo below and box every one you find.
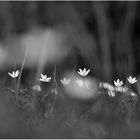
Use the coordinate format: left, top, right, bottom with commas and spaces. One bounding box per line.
127, 76, 137, 84
39, 74, 51, 82
61, 77, 70, 85
114, 79, 123, 87
32, 84, 41, 92
77, 68, 90, 77
8, 70, 20, 78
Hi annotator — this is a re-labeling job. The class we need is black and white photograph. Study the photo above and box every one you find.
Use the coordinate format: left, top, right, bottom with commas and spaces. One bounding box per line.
0, 1, 140, 139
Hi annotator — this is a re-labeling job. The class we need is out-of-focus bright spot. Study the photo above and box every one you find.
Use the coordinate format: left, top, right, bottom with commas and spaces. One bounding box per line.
0, 27, 71, 69
130, 92, 137, 97
76, 79, 84, 87
32, 84, 41, 92
108, 90, 115, 97
60, 77, 71, 85
63, 71, 98, 100
76, 78, 91, 89
21, 28, 70, 66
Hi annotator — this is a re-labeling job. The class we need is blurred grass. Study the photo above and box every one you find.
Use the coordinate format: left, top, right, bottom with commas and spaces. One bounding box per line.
0, 78, 140, 138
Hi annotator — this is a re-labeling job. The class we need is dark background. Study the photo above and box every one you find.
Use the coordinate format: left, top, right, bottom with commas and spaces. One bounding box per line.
0, 1, 139, 82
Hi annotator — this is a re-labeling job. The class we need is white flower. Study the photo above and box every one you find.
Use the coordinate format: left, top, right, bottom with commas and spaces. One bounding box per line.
32, 84, 41, 92
114, 79, 123, 87
60, 77, 70, 85
39, 74, 51, 82
77, 68, 90, 77
8, 70, 20, 78
127, 76, 137, 84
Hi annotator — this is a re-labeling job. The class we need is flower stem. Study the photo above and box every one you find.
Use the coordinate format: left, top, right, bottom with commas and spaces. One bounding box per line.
16, 44, 28, 93
14, 78, 17, 91
72, 64, 77, 80
51, 64, 58, 113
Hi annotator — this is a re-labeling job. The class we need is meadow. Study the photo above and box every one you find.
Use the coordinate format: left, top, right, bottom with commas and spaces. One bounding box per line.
0, 1, 140, 138
0, 65, 140, 139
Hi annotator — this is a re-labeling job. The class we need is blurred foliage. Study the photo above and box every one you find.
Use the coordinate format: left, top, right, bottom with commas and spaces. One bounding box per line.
0, 85, 140, 138
0, 1, 139, 82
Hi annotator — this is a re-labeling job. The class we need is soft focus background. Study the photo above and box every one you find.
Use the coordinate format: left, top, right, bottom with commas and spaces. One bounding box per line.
0, 1, 140, 138
0, 1, 139, 82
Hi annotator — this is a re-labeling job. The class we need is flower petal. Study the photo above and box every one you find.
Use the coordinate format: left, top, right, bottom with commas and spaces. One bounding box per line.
47, 77, 51, 80
114, 81, 117, 86
79, 69, 83, 73
8, 72, 13, 78
40, 78, 45, 82
85, 69, 90, 76
83, 68, 86, 73
77, 71, 82, 75
41, 74, 44, 78
16, 70, 19, 74
15, 71, 19, 77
